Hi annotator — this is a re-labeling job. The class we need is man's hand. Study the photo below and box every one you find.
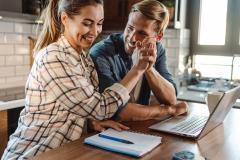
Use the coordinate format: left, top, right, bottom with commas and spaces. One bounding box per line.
90, 120, 130, 132
142, 37, 157, 70
133, 41, 149, 72
168, 101, 189, 116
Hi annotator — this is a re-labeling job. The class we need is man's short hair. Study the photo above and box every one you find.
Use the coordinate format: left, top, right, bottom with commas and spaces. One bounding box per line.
131, 0, 169, 34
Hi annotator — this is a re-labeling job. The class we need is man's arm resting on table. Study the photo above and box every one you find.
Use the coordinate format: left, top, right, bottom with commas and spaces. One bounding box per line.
145, 67, 177, 105
117, 102, 188, 121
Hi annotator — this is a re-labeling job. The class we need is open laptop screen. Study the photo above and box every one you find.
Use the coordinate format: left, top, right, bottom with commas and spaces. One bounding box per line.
199, 86, 240, 139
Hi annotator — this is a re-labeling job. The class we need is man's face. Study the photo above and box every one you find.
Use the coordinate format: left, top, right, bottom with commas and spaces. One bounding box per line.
123, 11, 158, 55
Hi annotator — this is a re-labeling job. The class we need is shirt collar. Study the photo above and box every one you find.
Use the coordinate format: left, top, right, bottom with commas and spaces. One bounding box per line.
57, 35, 88, 60
119, 34, 132, 61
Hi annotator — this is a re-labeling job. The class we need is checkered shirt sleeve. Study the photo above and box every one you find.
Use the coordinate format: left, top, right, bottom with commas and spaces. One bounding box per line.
1, 35, 130, 160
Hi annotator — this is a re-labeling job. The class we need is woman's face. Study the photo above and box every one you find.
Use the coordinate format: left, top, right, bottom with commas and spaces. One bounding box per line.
62, 4, 104, 52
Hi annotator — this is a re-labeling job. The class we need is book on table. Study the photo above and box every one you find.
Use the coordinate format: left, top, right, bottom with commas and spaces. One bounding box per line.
84, 128, 162, 157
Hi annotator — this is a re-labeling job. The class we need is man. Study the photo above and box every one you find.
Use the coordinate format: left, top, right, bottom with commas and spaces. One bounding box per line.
90, 0, 188, 122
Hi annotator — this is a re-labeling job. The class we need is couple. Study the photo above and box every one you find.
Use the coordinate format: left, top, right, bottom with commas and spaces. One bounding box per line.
2, 0, 188, 159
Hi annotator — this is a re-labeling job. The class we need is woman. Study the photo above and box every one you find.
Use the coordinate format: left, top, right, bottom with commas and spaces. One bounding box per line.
2, 0, 151, 159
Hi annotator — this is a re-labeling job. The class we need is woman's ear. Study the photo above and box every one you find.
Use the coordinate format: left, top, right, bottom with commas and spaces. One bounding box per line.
61, 12, 68, 27
156, 32, 163, 42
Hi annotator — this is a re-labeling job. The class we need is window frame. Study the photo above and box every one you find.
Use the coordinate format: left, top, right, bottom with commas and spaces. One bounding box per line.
190, 0, 240, 56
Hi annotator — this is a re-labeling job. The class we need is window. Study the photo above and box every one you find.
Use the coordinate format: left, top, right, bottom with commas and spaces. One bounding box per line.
189, 0, 240, 80
199, 0, 228, 45
190, 0, 240, 55
232, 56, 240, 80
194, 55, 240, 80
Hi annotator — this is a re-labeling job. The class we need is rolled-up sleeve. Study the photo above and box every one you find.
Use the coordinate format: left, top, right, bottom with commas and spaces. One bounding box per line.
40, 53, 130, 120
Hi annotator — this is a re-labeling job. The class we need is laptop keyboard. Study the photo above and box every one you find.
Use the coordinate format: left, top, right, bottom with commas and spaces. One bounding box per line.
170, 116, 208, 134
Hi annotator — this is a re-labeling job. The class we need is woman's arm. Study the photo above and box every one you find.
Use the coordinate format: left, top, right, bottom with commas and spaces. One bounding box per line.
88, 119, 129, 132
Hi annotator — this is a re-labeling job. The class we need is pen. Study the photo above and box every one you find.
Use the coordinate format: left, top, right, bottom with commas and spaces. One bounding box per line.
98, 134, 134, 144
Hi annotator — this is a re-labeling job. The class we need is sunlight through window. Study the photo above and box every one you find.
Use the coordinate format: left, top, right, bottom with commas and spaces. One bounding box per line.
232, 56, 240, 80
199, 0, 228, 45
195, 55, 240, 80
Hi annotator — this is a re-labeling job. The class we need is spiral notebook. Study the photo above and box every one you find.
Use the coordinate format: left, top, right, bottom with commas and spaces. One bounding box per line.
84, 128, 162, 157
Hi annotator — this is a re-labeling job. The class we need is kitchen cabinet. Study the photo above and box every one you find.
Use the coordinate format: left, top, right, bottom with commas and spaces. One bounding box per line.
103, 0, 126, 30
0, 107, 24, 157
22, 0, 47, 15
0, 111, 8, 156
0, 87, 25, 157
103, 0, 141, 30
103, 0, 187, 30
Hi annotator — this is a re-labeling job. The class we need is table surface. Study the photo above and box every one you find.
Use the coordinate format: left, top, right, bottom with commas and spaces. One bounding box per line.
32, 103, 240, 160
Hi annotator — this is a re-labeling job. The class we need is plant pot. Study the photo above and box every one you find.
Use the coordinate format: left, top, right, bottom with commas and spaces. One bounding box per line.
167, 6, 175, 21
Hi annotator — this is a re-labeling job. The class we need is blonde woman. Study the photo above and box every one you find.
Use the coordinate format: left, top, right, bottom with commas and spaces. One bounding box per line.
2, 0, 151, 159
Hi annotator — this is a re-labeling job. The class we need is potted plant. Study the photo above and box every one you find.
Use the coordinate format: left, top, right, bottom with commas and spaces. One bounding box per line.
160, 0, 175, 21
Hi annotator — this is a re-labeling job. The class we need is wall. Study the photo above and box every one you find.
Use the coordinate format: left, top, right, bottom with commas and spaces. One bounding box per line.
0, 0, 22, 12
0, 87, 25, 101
162, 29, 190, 84
0, 21, 38, 89
0, 20, 190, 90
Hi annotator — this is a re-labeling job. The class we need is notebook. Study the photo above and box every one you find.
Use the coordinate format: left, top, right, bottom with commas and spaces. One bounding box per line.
84, 128, 162, 157
149, 85, 240, 139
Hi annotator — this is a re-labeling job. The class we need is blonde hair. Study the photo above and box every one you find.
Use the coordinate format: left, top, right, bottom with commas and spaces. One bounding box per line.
131, 0, 169, 34
34, 0, 103, 53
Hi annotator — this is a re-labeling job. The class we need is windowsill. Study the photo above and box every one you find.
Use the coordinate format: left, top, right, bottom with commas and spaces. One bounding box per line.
177, 86, 240, 108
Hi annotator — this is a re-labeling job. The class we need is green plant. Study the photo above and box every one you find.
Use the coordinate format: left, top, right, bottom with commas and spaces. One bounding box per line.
160, 0, 175, 8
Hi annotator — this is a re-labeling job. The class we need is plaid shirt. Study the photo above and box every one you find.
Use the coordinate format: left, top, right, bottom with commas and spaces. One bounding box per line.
2, 35, 130, 160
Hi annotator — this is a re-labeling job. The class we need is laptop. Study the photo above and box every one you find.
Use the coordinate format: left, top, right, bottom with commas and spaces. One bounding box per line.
149, 85, 240, 140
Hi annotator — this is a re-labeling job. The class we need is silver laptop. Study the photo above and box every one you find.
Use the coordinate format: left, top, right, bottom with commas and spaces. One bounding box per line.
149, 85, 240, 140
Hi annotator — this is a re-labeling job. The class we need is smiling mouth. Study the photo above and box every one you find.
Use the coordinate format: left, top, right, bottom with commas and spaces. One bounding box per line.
82, 35, 95, 42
